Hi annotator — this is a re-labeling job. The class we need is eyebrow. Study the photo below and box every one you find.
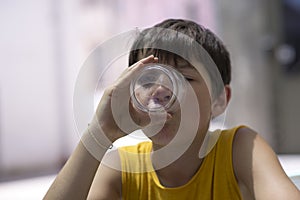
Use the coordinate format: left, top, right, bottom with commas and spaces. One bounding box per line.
175, 59, 190, 68
169, 57, 199, 73
176, 64, 197, 73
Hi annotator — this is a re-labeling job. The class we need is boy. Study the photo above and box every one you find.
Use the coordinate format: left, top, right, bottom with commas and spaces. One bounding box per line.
45, 19, 300, 199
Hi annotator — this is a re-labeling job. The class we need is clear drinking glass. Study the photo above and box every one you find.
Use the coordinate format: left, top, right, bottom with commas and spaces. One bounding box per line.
130, 64, 186, 113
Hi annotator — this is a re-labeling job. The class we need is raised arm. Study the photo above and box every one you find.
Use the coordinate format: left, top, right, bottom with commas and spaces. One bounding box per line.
44, 55, 158, 200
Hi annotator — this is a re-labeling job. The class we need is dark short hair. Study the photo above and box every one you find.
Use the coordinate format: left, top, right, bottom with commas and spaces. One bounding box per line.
129, 18, 231, 95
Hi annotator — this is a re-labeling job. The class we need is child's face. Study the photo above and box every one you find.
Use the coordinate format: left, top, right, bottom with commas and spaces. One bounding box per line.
142, 58, 213, 147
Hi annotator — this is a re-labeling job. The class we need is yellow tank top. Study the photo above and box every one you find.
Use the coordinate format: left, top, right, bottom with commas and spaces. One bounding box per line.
118, 127, 242, 200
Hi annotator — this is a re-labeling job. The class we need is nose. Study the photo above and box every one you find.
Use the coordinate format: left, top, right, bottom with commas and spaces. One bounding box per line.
151, 85, 172, 106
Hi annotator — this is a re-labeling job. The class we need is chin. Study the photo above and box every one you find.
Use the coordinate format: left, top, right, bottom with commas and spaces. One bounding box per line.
143, 125, 176, 147
150, 134, 174, 148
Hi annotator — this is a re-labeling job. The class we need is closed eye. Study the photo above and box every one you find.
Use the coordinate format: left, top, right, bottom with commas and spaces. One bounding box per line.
184, 77, 194, 81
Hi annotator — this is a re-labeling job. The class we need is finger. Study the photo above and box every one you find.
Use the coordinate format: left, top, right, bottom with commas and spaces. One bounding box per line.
139, 55, 157, 64
129, 55, 159, 76
115, 55, 158, 87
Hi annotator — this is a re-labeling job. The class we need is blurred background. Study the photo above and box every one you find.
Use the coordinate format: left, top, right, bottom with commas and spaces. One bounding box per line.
0, 0, 299, 199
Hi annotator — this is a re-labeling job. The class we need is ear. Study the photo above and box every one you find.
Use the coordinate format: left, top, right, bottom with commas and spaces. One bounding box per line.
211, 85, 231, 118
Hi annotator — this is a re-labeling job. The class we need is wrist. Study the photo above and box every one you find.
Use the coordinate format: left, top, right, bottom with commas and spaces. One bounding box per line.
85, 126, 113, 149
81, 115, 114, 160
80, 127, 113, 161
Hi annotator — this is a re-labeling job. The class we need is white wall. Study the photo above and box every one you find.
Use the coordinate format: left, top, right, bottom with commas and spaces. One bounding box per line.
0, 0, 81, 179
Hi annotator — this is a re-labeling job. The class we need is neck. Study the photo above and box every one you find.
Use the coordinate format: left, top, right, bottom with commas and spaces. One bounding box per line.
151, 132, 206, 187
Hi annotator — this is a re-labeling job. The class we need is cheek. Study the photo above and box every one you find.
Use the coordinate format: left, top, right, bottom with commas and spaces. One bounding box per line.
198, 92, 211, 110
198, 92, 212, 126
189, 84, 212, 119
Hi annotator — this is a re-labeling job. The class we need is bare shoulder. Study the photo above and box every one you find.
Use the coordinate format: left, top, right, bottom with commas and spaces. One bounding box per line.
232, 126, 300, 200
87, 149, 122, 200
